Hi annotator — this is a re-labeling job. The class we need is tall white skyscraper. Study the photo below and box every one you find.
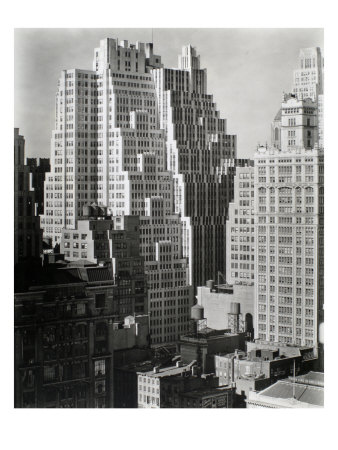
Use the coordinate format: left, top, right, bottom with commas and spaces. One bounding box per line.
40, 38, 239, 345
254, 94, 324, 353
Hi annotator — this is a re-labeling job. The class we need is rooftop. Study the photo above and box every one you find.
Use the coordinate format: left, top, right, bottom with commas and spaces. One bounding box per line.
181, 329, 242, 342
254, 376, 324, 407
138, 362, 195, 378
181, 385, 233, 400
117, 361, 154, 373
292, 371, 324, 387
23, 262, 115, 291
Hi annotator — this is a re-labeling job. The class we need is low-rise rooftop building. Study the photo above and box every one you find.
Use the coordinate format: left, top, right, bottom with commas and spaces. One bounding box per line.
137, 361, 234, 408
180, 385, 235, 408
179, 327, 246, 373
214, 347, 316, 407
247, 371, 324, 408
137, 362, 196, 408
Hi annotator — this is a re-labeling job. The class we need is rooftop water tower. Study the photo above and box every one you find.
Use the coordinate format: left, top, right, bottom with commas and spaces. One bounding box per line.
191, 304, 207, 333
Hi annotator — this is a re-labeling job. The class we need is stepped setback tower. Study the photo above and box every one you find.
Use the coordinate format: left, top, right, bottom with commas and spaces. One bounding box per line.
40, 38, 238, 344
152, 45, 237, 288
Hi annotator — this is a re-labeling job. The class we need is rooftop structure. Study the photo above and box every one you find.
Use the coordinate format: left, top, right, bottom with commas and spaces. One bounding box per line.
179, 327, 246, 373
247, 371, 324, 408
196, 282, 254, 336
179, 384, 235, 408
292, 47, 323, 102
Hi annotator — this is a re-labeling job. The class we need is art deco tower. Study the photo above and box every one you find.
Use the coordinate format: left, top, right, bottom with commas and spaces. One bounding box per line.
152, 45, 238, 288
40, 39, 239, 344
41, 39, 194, 346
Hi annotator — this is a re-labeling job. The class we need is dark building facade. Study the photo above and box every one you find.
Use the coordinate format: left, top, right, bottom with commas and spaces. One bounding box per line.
137, 362, 235, 408
14, 263, 149, 408
14, 128, 42, 265
178, 328, 246, 373
179, 385, 235, 408
26, 157, 51, 215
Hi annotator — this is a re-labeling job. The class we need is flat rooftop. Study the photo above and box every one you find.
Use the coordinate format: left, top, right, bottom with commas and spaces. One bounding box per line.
117, 361, 154, 373
292, 371, 324, 387
181, 385, 232, 400
138, 363, 193, 378
181, 329, 243, 342
256, 378, 324, 407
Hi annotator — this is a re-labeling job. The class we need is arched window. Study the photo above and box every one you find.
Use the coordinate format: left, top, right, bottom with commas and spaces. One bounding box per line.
275, 127, 279, 141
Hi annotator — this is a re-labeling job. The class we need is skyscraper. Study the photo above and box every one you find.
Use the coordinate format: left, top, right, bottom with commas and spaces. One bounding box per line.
153, 45, 237, 288
40, 38, 240, 345
254, 95, 324, 352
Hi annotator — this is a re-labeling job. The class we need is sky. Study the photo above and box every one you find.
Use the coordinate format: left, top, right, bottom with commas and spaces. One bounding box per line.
14, 28, 323, 160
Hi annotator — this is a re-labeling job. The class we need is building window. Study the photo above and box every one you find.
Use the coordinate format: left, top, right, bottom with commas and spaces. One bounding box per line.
95, 293, 105, 308
77, 303, 86, 315
94, 360, 105, 377
95, 380, 106, 394
44, 365, 56, 382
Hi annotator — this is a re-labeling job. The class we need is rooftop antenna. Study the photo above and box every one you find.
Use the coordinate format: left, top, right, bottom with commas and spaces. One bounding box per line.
151, 28, 154, 45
